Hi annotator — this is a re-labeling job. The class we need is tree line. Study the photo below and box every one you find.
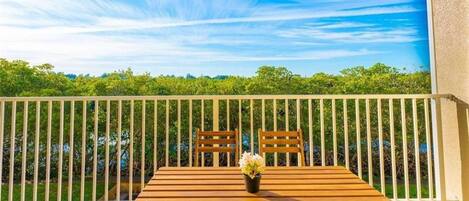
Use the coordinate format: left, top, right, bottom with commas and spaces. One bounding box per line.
0, 58, 430, 97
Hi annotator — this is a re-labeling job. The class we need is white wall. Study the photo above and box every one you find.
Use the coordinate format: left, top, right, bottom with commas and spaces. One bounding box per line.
429, 0, 469, 200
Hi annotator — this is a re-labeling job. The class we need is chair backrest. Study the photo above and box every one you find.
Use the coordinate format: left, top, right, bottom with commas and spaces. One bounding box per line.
258, 129, 305, 166
195, 129, 239, 167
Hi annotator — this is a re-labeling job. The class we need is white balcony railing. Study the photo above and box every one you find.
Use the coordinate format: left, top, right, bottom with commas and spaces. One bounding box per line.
0, 94, 456, 201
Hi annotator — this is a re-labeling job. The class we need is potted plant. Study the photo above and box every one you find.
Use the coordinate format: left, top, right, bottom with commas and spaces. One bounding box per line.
239, 152, 265, 193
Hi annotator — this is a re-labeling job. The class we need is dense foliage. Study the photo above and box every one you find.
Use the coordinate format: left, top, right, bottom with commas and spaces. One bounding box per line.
0, 58, 430, 97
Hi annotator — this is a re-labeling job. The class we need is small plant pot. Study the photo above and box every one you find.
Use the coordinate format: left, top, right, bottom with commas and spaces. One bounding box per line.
243, 174, 261, 193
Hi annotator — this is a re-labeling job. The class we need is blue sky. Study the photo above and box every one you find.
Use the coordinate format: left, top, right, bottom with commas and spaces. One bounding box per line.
0, 0, 430, 76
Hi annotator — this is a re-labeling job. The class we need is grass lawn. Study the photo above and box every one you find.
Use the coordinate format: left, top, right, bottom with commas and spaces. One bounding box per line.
1, 181, 431, 200
1, 181, 105, 201
374, 183, 432, 199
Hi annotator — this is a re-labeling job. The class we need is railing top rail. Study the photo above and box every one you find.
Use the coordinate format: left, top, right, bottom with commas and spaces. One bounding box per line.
0, 94, 453, 101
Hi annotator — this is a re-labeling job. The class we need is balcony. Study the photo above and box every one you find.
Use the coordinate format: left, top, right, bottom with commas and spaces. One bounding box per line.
0, 94, 466, 201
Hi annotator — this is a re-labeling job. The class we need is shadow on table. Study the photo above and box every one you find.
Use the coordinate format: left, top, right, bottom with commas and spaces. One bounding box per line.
252, 191, 301, 201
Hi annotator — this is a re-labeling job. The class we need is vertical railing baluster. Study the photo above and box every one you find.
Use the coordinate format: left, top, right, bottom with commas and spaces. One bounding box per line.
250, 99, 254, 153
129, 100, 134, 200
154, 100, 158, 171
378, 99, 385, 194
261, 99, 265, 159
116, 100, 121, 201
355, 99, 362, 178
201, 99, 204, 167
142, 100, 146, 188
104, 100, 110, 201
401, 98, 410, 199
177, 99, 181, 167
238, 99, 242, 154
344, 99, 349, 169
308, 99, 313, 167
365, 99, 372, 186
33, 101, 40, 201
320, 99, 325, 166
68, 101, 75, 201
227, 99, 231, 166
0, 101, 3, 201
285, 99, 290, 166
80, 100, 86, 201
332, 99, 337, 166
166, 100, 169, 167
20, 101, 28, 201
273, 99, 278, 166
57, 101, 64, 201
424, 98, 434, 200
8, 101, 16, 201
45, 101, 52, 201
213, 99, 220, 167
389, 99, 397, 200
189, 100, 192, 167
412, 98, 422, 199
92, 100, 99, 201
296, 99, 301, 166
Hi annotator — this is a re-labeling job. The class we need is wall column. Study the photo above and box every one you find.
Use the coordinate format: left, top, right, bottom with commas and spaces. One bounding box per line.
428, 0, 469, 200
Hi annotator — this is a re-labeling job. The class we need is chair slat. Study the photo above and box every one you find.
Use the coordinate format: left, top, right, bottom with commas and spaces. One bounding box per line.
261, 139, 300, 145
262, 147, 301, 153
198, 147, 235, 152
262, 131, 299, 137
198, 139, 236, 145
198, 131, 236, 137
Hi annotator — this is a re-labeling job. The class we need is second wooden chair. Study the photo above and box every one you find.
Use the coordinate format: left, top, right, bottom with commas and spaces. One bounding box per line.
258, 129, 305, 166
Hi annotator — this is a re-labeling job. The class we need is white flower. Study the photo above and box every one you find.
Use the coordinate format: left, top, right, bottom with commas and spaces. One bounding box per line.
239, 152, 266, 179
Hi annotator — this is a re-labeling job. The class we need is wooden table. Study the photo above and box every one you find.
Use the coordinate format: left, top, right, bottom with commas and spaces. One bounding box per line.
136, 166, 388, 201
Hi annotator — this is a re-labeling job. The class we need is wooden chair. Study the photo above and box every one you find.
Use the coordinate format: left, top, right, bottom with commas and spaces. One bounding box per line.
258, 129, 305, 166
195, 129, 239, 167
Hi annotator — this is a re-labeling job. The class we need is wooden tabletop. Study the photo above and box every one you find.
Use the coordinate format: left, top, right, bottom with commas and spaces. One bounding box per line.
136, 166, 388, 201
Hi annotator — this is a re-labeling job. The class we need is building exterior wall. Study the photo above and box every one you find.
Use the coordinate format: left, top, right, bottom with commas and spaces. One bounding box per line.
430, 0, 469, 200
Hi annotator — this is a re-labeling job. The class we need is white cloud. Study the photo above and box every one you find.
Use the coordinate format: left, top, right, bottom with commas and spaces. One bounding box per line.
314, 22, 374, 29
277, 26, 421, 43
0, 0, 419, 33
212, 49, 381, 62
81, 6, 416, 33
